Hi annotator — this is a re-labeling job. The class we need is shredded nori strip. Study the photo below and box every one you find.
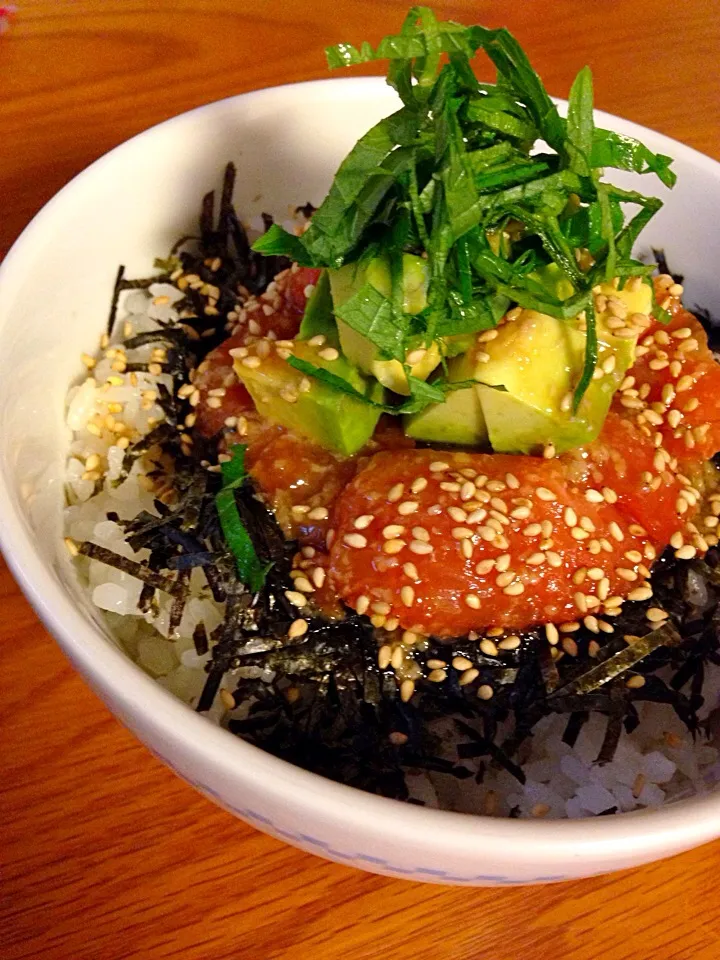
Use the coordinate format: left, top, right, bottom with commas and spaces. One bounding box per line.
549, 623, 682, 699
106, 265, 125, 336
79, 165, 720, 806
77, 542, 188, 597
193, 623, 209, 657
652, 247, 683, 284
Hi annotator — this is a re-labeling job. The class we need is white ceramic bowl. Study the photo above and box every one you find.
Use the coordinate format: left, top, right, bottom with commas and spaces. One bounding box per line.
2, 77, 720, 886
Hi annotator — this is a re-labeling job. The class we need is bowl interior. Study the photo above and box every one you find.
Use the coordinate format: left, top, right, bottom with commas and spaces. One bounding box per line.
2, 77, 720, 865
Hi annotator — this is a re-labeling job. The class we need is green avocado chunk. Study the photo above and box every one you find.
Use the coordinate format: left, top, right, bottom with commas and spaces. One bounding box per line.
328, 253, 442, 395
405, 380, 487, 446
233, 340, 382, 455
405, 280, 651, 454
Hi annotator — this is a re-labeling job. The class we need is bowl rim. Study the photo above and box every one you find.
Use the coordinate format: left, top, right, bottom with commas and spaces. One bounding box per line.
2, 74, 720, 863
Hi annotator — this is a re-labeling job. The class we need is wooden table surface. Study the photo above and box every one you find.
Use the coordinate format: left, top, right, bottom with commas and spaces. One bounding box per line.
2, 2, 720, 958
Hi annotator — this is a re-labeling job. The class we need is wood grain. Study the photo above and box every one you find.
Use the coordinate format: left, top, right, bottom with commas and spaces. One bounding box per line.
2, 3, 720, 957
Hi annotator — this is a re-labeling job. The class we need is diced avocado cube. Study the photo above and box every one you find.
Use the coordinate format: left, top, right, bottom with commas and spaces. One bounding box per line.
403, 279, 651, 454
233, 340, 382, 456
329, 253, 443, 395
405, 382, 487, 446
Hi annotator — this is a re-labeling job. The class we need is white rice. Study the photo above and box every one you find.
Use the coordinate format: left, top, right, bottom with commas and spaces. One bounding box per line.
64, 289, 720, 818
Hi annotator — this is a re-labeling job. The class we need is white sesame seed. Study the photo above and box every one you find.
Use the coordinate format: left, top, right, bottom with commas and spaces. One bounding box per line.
427, 658, 447, 670
460, 481, 476, 501
562, 637, 579, 656
400, 680, 415, 702
480, 639, 498, 656
452, 656, 473, 672
356, 595, 370, 615
545, 623, 559, 646
288, 618, 309, 639
285, 590, 307, 608
546, 551, 563, 568
608, 522, 624, 542
563, 506, 578, 527
452, 527, 474, 540
486, 480, 507, 493
378, 645, 392, 669
535, 487, 555, 502
354, 514, 374, 529
503, 582, 524, 596
498, 635, 521, 651
397, 500, 419, 516
344, 533, 367, 549
464, 594, 481, 609
401, 586, 415, 607
676, 374, 694, 392
410, 540, 434, 555
430, 461, 450, 473
440, 481, 461, 493
585, 489, 604, 504
388, 483, 404, 502
383, 539, 406, 555
675, 544, 697, 560
383, 524, 405, 539
411, 477, 428, 493
477, 684, 494, 700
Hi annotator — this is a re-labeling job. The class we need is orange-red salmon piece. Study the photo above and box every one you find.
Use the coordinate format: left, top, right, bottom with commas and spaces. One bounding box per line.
328, 447, 664, 637
194, 266, 321, 437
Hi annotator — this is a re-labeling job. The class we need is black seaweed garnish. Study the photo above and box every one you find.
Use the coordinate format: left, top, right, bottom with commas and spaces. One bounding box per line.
653, 249, 720, 350
652, 247, 683, 285
75, 166, 720, 806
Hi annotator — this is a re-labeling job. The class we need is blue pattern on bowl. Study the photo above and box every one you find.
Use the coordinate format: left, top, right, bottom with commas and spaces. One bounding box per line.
146, 743, 567, 884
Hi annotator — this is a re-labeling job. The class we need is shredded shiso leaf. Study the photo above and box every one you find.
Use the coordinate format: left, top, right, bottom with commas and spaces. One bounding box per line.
253, 6, 675, 408
215, 445, 271, 591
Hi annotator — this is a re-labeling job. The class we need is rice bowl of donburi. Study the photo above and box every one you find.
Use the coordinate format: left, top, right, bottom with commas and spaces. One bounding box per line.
2, 8, 720, 883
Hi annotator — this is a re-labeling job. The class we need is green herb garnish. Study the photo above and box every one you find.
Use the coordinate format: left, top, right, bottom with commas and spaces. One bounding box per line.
287, 354, 483, 415
215, 445, 271, 592
253, 7, 674, 408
